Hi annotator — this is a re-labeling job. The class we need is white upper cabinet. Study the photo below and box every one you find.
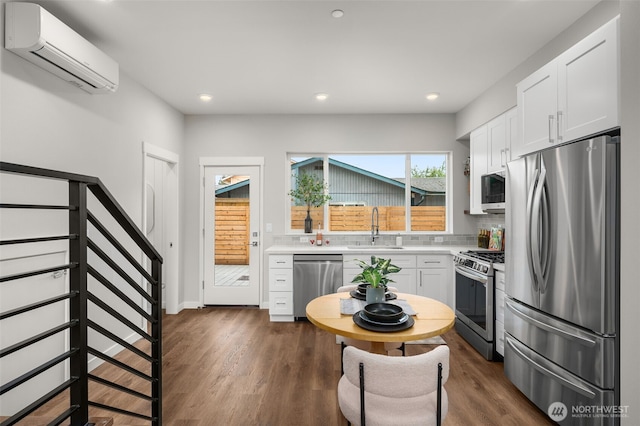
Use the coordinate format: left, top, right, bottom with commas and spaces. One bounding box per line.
469, 125, 488, 215
487, 114, 506, 173
557, 17, 619, 143
505, 107, 518, 165
515, 61, 558, 156
469, 106, 516, 214
514, 16, 619, 158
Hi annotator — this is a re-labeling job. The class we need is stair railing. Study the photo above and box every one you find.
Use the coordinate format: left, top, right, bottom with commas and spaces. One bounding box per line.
0, 162, 162, 425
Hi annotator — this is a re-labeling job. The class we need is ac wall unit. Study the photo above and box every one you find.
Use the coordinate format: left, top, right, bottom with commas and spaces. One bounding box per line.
4, 2, 119, 94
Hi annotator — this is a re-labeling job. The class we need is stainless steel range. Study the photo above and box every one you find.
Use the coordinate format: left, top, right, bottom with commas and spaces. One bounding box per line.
453, 250, 504, 361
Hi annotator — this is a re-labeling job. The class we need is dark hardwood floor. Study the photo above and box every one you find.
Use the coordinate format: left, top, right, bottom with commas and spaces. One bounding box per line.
30, 307, 553, 425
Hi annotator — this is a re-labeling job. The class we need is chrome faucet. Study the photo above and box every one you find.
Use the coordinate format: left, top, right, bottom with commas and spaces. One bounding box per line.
371, 206, 379, 245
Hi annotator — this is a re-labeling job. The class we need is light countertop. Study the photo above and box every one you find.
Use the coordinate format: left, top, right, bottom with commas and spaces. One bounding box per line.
265, 244, 477, 256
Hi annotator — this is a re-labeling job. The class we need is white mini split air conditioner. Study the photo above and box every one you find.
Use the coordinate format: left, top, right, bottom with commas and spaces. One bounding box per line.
5, 2, 119, 94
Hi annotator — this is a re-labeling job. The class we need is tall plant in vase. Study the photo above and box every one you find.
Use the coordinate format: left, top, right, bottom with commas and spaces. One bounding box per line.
288, 172, 331, 233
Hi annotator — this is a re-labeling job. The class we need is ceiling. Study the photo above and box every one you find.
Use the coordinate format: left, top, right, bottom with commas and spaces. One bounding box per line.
24, 0, 601, 115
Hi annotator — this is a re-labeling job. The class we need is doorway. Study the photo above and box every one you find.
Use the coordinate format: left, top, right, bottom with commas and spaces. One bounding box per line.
200, 158, 263, 306
143, 143, 179, 314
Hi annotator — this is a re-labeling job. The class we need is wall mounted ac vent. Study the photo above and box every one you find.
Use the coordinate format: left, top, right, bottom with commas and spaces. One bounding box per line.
5, 2, 119, 94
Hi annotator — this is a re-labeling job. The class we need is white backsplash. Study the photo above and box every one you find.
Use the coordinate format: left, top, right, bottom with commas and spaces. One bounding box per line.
273, 233, 477, 247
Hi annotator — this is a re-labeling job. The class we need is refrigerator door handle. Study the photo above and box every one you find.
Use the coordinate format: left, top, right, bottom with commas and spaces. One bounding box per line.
505, 300, 597, 348
525, 167, 540, 292
538, 168, 551, 293
506, 335, 596, 399
530, 167, 547, 289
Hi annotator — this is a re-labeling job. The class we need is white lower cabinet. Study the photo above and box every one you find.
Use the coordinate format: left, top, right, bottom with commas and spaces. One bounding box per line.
268, 255, 294, 321
389, 269, 417, 294
344, 253, 447, 300
416, 254, 452, 307
343, 254, 417, 293
494, 270, 506, 356
269, 251, 454, 322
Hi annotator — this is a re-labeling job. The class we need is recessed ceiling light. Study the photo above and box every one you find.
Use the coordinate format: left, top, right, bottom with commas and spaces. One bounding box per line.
331, 9, 344, 18
426, 93, 440, 101
199, 94, 213, 102
315, 93, 329, 101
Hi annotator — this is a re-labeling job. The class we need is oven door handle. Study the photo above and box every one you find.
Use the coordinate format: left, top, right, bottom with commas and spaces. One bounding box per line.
455, 266, 488, 285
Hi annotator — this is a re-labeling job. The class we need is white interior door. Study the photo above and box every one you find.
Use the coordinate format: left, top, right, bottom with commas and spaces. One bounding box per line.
143, 143, 179, 314
203, 165, 260, 305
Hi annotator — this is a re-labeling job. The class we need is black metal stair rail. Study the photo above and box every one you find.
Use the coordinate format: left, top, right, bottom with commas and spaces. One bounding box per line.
0, 162, 162, 426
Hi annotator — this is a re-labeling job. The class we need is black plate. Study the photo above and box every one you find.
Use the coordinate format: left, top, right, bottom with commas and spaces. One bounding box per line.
352, 311, 414, 332
350, 290, 397, 301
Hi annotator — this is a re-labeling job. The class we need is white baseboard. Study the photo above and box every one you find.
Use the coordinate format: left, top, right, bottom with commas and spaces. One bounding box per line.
87, 331, 141, 372
179, 301, 269, 310
183, 301, 201, 310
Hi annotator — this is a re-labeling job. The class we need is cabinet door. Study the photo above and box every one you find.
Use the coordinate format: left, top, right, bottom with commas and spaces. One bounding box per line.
515, 60, 558, 157
417, 268, 448, 306
487, 114, 506, 173
505, 107, 517, 165
390, 269, 417, 294
557, 17, 619, 143
470, 125, 488, 215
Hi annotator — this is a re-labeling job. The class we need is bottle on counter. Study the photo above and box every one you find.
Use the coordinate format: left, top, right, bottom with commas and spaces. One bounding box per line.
316, 224, 323, 246
477, 230, 484, 248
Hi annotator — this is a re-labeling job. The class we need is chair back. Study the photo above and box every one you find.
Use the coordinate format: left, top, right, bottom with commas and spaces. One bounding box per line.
342, 345, 449, 398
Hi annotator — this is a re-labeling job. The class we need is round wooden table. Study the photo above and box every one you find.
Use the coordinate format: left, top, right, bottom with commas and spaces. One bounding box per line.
306, 292, 455, 354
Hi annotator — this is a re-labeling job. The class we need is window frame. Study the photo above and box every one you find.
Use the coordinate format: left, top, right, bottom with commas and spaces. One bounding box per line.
285, 152, 452, 235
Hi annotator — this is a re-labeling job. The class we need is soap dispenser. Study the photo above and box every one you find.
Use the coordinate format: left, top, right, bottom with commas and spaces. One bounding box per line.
316, 224, 323, 246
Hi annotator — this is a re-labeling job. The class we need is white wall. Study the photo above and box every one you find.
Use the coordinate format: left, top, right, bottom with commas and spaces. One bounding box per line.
0, 13, 185, 410
183, 113, 475, 304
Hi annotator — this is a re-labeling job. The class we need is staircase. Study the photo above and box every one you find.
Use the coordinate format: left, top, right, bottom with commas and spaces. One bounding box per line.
0, 162, 162, 425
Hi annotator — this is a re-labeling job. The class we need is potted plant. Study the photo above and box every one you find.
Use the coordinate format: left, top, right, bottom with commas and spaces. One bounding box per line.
351, 256, 402, 303
288, 172, 331, 233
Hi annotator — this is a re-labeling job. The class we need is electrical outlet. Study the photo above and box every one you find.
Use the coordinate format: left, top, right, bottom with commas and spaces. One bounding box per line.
434, 236, 444, 243
299, 236, 309, 243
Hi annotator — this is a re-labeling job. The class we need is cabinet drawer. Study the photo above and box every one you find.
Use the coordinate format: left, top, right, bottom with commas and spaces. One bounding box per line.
495, 320, 505, 356
343, 254, 416, 268
269, 269, 293, 291
269, 255, 293, 269
496, 288, 505, 323
390, 255, 417, 268
416, 255, 450, 269
269, 291, 293, 315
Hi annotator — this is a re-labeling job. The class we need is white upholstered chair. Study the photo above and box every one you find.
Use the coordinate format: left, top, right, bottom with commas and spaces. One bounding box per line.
338, 345, 450, 426
335, 285, 405, 360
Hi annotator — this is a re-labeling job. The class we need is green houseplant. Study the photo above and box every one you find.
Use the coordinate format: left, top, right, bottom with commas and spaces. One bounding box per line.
351, 256, 402, 303
288, 172, 331, 233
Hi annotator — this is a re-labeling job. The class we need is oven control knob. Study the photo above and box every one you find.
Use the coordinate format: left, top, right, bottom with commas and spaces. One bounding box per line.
482, 266, 488, 273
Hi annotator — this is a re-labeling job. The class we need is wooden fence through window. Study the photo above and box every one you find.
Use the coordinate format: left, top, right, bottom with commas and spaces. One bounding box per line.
215, 199, 250, 265
291, 205, 446, 232
214, 201, 446, 266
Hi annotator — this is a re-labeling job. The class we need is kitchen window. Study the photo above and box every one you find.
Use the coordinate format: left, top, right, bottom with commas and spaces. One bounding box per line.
287, 153, 449, 233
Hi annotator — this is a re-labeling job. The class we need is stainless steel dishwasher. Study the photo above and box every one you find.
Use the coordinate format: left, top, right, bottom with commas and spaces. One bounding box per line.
293, 254, 343, 320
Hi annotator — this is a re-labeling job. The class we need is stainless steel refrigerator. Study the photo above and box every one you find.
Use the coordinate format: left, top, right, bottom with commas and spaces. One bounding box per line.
505, 134, 619, 425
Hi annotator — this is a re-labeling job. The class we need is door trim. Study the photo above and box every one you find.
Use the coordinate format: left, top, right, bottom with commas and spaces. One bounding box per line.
198, 157, 265, 308
142, 142, 180, 314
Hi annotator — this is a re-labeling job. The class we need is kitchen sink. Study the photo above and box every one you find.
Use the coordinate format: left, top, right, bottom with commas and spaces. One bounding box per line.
346, 246, 404, 250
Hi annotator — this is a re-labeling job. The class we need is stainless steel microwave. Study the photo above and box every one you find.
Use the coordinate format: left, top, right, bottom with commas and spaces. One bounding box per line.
481, 172, 505, 213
